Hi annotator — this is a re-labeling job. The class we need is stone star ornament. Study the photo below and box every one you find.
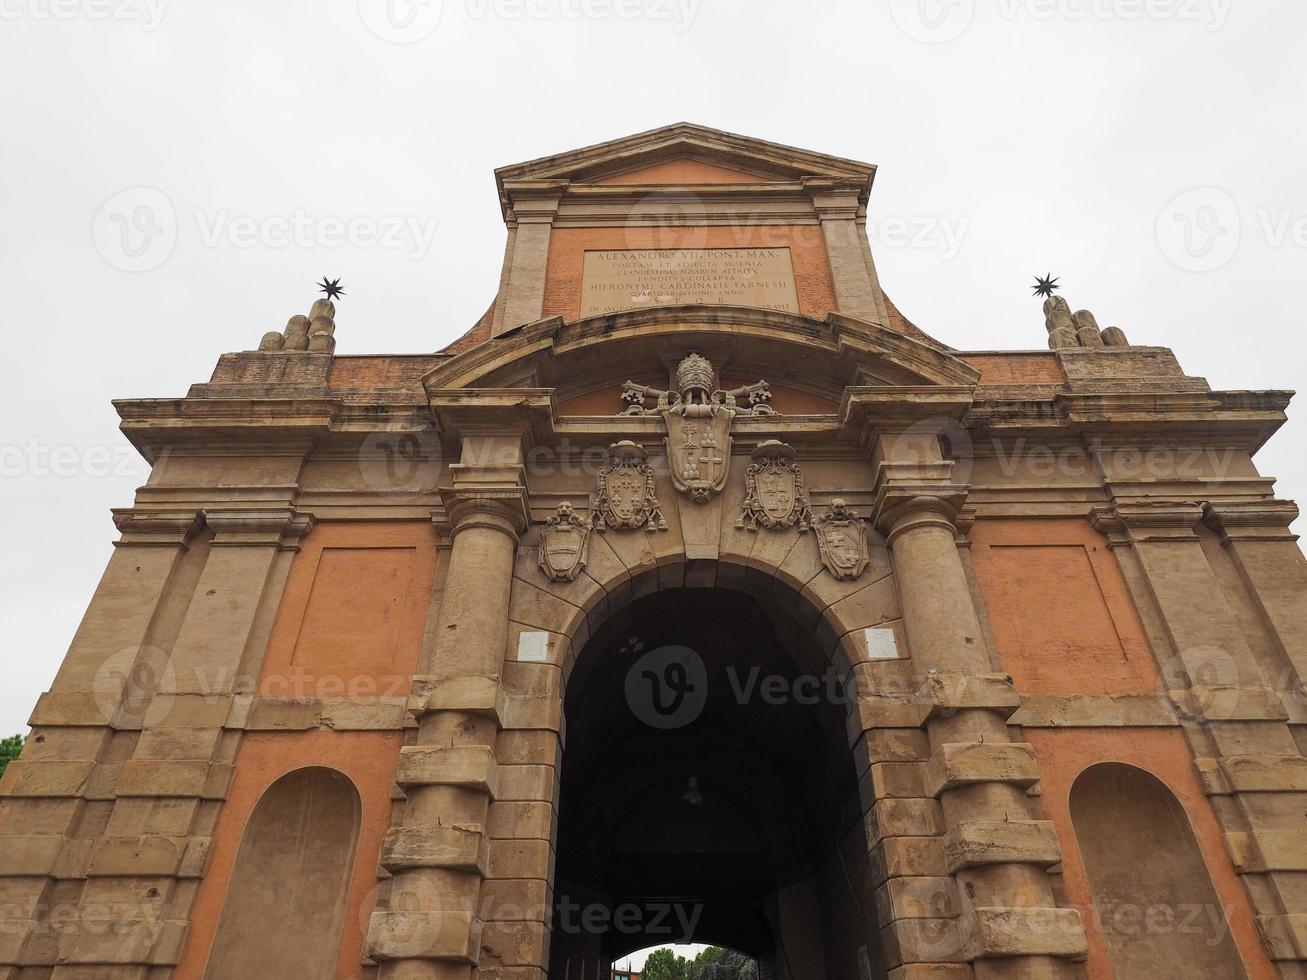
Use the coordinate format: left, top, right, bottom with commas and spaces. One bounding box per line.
317, 276, 345, 302
1032, 274, 1060, 299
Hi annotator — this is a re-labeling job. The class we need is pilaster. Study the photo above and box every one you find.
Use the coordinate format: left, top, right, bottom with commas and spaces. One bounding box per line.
1092, 497, 1307, 973
495, 181, 566, 337
805, 176, 887, 327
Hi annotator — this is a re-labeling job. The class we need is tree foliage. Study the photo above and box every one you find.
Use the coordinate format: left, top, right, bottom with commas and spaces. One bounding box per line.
638, 947, 757, 980
0, 735, 23, 778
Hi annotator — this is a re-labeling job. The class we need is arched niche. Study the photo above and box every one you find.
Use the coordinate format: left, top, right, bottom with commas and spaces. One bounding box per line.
1069, 762, 1247, 980
204, 766, 363, 980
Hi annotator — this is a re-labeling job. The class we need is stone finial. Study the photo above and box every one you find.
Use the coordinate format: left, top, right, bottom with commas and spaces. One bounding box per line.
1043, 297, 1079, 349
282, 315, 310, 351
1072, 310, 1106, 348
1101, 326, 1130, 347
1044, 297, 1132, 350
255, 297, 339, 353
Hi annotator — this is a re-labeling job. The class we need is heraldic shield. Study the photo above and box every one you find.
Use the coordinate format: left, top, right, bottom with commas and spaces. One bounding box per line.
738, 440, 813, 531
665, 408, 732, 504
814, 499, 871, 580
538, 503, 591, 583
595, 441, 667, 531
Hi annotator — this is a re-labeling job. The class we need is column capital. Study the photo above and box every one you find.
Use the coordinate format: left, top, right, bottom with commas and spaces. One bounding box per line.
111, 508, 205, 548
1089, 500, 1204, 546
201, 507, 315, 548
873, 484, 970, 540
438, 484, 529, 541
1203, 499, 1301, 543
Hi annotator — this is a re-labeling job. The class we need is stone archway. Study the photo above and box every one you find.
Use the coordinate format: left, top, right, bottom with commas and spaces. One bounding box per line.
549, 583, 883, 979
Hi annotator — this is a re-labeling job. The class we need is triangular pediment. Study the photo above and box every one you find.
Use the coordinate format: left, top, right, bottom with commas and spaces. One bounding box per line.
495, 122, 875, 207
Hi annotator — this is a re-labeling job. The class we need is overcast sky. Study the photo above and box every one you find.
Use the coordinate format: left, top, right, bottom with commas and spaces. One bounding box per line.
1, 2, 1303, 737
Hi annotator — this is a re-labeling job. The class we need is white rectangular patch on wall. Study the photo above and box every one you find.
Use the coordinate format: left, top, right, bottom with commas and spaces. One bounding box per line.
517, 631, 550, 663
864, 626, 900, 661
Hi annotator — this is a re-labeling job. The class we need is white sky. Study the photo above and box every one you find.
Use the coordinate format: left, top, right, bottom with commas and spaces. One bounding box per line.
1, 2, 1304, 735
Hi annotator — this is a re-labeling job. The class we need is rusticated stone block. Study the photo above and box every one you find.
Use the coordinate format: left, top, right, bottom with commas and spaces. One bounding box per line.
1219, 754, 1307, 792
480, 878, 551, 924
867, 798, 943, 845
494, 764, 556, 803
0, 835, 64, 876
917, 673, 1021, 721
486, 838, 552, 881
1256, 912, 1307, 960
367, 909, 481, 962
882, 915, 966, 965
1228, 830, 1307, 872
488, 801, 554, 842
115, 760, 232, 799
888, 966, 972, 980
961, 906, 1088, 960
870, 762, 927, 799
479, 920, 549, 968
0, 760, 95, 798
394, 745, 498, 796
926, 742, 1039, 797
944, 819, 1061, 872
871, 836, 948, 883
87, 836, 186, 877
874, 875, 958, 921
420, 674, 505, 723
381, 824, 487, 874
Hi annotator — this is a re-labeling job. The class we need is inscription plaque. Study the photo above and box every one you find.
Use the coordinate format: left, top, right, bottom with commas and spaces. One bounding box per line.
580, 247, 800, 316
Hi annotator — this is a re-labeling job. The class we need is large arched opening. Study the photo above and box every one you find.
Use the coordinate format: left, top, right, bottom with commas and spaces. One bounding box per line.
549, 583, 884, 979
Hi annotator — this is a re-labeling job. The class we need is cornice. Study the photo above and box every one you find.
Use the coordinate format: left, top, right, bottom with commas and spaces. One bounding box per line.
1203, 499, 1301, 543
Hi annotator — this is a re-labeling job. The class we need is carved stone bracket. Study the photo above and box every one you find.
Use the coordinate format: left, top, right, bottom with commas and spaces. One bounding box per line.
538, 502, 592, 582
737, 440, 813, 532
594, 441, 666, 532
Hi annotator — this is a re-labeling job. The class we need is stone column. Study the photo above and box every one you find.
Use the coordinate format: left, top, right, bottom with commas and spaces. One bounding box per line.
873, 448, 1086, 979
806, 177, 887, 326
370, 439, 528, 980
495, 181, 565, 337
1095, 499, 1307, 971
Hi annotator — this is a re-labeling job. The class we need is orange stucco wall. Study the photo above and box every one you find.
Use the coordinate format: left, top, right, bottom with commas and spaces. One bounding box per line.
594, 159, 770, 184
175, 730, 404, 979
541, 226, 838, 322
970, 519, 1162, 695
1027, 728, 1277, 980
258, 521, 438, 700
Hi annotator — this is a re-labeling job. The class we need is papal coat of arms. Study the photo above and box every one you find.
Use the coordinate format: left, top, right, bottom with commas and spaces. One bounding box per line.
538, 502, 592, 582
621, 352, 776, 504
737, 440, 813, 532
594, 441, 667, 531
813, 498, 871, 580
